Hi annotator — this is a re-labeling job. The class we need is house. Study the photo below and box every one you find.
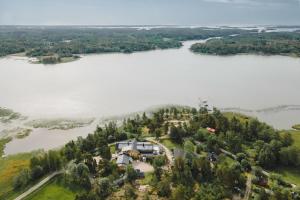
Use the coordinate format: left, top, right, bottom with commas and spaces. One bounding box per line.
116, 139, 161, 155
116, 153, 133, 167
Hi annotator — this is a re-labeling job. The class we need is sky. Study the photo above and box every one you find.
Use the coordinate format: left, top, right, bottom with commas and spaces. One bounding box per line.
0, 0, 300, 26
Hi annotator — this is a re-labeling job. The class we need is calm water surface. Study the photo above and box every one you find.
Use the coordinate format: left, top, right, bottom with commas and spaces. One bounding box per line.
1, 40, 300, 154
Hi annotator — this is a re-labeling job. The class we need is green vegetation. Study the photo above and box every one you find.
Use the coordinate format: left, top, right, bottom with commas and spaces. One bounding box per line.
159, 138, 182, 150
191, 32, 300, 57
0, 152, 34, 200
292, 124, 300, 130
0, 26, 252, 64
15, 129, 32, 139
0, 137, 12, 157
25, 118, 94, 130
25, 177, 78, 200
274, 167, 300, 186
5, 107, 300, 200
0, 107, 22, 123
280, 130, 300, 148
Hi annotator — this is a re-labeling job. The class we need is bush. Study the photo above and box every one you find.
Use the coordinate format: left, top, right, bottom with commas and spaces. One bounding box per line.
30, 165, 44, 180
13, 169, 30, 190
157, 180, 171, 197
97, 178, 111, 198
124, 184, 136, 200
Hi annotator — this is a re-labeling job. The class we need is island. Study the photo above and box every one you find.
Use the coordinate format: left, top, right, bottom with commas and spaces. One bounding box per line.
0, 26, 252, 64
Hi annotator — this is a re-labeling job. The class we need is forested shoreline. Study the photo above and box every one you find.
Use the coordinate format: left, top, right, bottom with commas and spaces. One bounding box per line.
0, 26, 251, 64
3, 106, 300, 200
191, 32, 300, 57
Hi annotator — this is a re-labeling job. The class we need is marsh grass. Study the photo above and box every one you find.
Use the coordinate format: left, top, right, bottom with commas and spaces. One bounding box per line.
25, 118, 94, 130
0, 152, 34, 199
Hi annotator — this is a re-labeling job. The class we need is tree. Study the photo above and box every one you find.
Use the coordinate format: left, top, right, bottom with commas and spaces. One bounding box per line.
75, 192, 99, 200
30, 165, 43, 180
172, 157, 193, 186
13, 169, 30, 190
153, 155, 166, 168
236, 153, 247, 162
279, 146, 300, 167
124, 184, 137, 200
216, 162, 246, 190
126, 165, 137, 183
240, 159, 251, 172
184, 140, 194, 153
157, 179, 171, 197
170, 125, 183, 144
194, 183, 227, 200
257, 144, 277, 169
153, 166, 163, 182
225, 131, 242, 153
97, 178, 112, 198
154, 129, 161, 140
281, 132, 293, 147
172, 184, 186, 200
47, 150, 63, 171
206, 135, 219, 152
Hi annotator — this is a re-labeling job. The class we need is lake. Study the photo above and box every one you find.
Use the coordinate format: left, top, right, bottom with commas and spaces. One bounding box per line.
1, 40, 300, 154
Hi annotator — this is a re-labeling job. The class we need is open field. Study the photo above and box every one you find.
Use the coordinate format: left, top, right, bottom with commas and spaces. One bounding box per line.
292, 124, 300, 131
280, 130, 300, 148
0, 152, 33, 199
159, 138, 182, 150
274, 167, 300, 186
223, 112, 254, 124
275, 130, 300, 185
24, 177, 78, 200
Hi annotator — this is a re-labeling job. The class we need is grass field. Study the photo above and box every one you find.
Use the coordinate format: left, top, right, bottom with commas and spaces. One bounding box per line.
223, 112, 254, 124
159, 138, 182, 150
290, 130, 300, 148
25, 177, 78, 200
139, 172, 154, 185
0, 152, 33, 200
276, 130, 300, 186
280, 130, 300, 148
292, 124, 300, 130
274, 167, 300, 186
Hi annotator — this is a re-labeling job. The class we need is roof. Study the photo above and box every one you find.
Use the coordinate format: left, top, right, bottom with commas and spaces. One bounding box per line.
207, 127, 216, 133
116, 140, 155, 152
116, 154, 132, 165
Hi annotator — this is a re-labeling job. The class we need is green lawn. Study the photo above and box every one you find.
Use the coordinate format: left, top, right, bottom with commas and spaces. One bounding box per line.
109, 144, 116, 154
274, 167, 300, 186
25, 177, 78, 200
223, 112, 253, 124
280, 130, 300, 148
159, 138, 182, 150
276, 130, 300, 186
290, 130, 300, 148
139, 172, 154, 185
0, 152, 33, 200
